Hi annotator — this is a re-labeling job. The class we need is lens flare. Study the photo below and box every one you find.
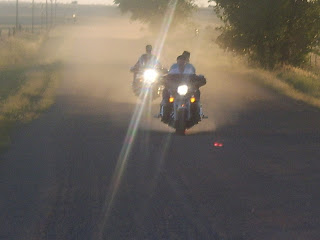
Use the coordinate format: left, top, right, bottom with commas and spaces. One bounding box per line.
97, 87, 150, 238
97, 2, 179, 238
153, 0, 178, 60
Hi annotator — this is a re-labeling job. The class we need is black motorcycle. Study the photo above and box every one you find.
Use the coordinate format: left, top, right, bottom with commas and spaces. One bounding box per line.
160, 74, 207, 135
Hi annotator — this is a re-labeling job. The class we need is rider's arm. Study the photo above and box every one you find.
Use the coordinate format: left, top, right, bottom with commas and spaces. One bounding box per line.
192, 65, 196, 74
168, 63, 179, 74
131, 55, 144, 71
186, 63, 196, 74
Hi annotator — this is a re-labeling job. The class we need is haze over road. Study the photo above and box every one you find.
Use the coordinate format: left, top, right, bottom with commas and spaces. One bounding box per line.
1, 12, 320, 240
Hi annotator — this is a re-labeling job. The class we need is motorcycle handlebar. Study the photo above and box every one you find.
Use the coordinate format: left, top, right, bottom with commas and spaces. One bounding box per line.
162, 74, 206, 88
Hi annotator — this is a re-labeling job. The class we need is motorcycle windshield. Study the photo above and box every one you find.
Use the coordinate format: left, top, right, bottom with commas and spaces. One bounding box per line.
165, 74, 196, 89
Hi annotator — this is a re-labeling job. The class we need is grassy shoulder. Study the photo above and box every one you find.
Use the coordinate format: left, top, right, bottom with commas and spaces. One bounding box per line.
0, 34, 61, 151
276, 65, 320, 99
0, 32, 45, 67
224, 56, 320, 108
244, 64, 320, 108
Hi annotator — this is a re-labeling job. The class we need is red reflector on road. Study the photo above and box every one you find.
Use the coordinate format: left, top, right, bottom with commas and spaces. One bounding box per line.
213, 142, 223, 147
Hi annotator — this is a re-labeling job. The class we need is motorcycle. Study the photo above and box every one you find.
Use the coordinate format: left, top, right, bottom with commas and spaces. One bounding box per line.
130, 67, 167, 100
159, 74, 207, 135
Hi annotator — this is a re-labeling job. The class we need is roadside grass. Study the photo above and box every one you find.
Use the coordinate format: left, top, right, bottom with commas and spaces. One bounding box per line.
242, 65, 320, 108
0, 32, 45, 67
0, 68, 27, 101
0, 34, 60, 151
0, 120, 13, 151
0, 63, 61, 150
276, 65, 320, 98
1, 63, 60, 120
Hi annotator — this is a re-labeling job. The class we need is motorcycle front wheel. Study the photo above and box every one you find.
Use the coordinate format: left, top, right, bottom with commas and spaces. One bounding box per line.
175, 109, 187, 135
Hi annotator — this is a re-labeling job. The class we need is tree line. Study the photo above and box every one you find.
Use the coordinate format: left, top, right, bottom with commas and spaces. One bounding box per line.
113, 0, 195, 26
114, 0, 320, 69
212, 0, 320, 69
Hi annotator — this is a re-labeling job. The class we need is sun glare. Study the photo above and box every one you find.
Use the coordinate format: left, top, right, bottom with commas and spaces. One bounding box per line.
97, 2, 178, 237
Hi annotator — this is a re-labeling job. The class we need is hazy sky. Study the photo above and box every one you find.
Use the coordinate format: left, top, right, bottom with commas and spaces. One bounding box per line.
64, 0, 211, 7
7, 0, 211, 7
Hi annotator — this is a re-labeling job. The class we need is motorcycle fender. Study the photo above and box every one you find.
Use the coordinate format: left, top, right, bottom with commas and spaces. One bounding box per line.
186, 102, 191, 120
173, 102, 190, 121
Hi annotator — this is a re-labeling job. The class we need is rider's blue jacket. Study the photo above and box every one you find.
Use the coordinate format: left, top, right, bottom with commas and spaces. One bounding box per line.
134, 54, 161, 69
168, 63, 196, 74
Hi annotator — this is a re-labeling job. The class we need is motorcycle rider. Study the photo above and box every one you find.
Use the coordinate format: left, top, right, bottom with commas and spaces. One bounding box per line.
160, 55, 185, 122
130, 45, 163, 87
131, 45, 161, 74
165, 54, 201, 99
160, 54, 205, 122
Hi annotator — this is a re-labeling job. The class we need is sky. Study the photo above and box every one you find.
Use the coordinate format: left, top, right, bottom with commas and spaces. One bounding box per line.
6, 0, 212, 7
64, 0, 211, 7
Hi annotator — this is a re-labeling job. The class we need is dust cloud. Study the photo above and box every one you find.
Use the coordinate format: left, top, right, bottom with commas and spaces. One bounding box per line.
42, 10, 274, 134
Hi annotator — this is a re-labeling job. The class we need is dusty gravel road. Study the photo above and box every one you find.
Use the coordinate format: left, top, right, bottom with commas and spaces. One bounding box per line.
1, 14, 320, 240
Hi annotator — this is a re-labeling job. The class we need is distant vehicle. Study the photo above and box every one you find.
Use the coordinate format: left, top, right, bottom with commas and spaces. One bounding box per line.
195, 28, 199, 37
72, 13, 77, 23
64, 13, 77, 23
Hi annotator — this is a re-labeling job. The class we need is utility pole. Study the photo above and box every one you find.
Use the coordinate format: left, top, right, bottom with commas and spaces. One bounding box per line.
46, 0, 48, 31
16, 0, 19, 30
55, 0, 57, 26
40, 4, 43, 31
51, 0, 53, 28
32, 0, 34, 33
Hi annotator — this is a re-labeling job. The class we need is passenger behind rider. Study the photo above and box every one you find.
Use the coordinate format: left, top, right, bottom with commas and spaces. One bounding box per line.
182, 51, 196, 74
182, 51, 202, 100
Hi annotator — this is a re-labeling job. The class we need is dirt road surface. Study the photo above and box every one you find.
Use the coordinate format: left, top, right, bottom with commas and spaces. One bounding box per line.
1, 13, 320, 240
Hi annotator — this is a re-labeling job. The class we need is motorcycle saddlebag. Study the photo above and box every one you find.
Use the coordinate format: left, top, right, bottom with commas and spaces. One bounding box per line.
194, 75, 206, 88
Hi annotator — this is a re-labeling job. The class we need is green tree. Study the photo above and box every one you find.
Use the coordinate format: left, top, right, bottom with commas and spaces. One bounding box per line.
113, 0, 196, 26
211, 0, 320, 69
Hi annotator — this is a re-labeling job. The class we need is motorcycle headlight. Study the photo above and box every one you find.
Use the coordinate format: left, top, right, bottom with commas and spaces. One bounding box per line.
143, 69, 158, 84
177, 85, 188, 96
